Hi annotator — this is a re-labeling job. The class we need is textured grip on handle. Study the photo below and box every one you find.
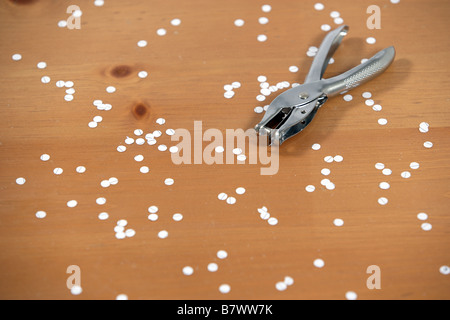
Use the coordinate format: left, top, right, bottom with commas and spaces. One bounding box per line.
322, 46, 395, 97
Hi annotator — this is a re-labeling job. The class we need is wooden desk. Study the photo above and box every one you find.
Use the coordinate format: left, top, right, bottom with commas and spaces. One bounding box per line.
0, 0, 449, 299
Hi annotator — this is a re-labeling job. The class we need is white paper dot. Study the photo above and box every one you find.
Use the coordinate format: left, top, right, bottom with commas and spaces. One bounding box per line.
37, 61, 47, 69
375, 162, 385, 170
164, 178, 174, 185
117, 145, 126, 152
134, 154, 144, 162
325, 182, 335, 190
98, 212, 109, 220
12, 53, 22, 61
117, 219, 127, 227
183, 266, 194, 276
218, 192, 228, 200
366, 37, 376, 44
257, 34, 267, 42
346, 291, 357, 300
219, 284, 230, 294
115, 232, 126, 239
70, 285, 82, 295
439, 265, 450, 275
257, 75, 267, 82
410, 162, 420, 170
284, 276, 294, 286
305, 185, 315, 192
65, 81, 74, 88
88, 121, 97, 129
276, 281, 287, 291
259, 17, 269, 24
76, 166, 86, 173
261, 4, 271, 12
321, 24, 331, 31
334, 17, 344, 24
365, 99, 374, 106
417, 213, 428, 221
313, 258, 325, 268
36, 211, 46, 219
140, 166, 149, 173
226, 196, 236, 204
16, 177, 26, 185
330, 11, 340, 18
106, 86, 116, 93
93, 116, 102, 123
324, 156, 334, 163
372, 104, 382, 111
321, 168, 331, 176
41, 76, 51, 84
148, 213, 158, 221
334, 155, 343, 162
96, 197, 106, 205
289, 66, 299, 73
53, 168, 63, 175
333, 218, 344, 227
401, 171, 411, 178
138, 71, 148, 78
56, 80, 65, 88
125, 229, 136, 238
314, 3, 324, 10
217, 250, 228, 259
207, 263, 218, 272
379, 182, 390, 190
156, 28, 166, 36
173, 213, 183, 221
58, 20, 67, 28
100, 180, 110, 188
236, 187, 246, 195
224, 91, 235, 99
171, 18, 181, 26
378, 197, 388, 205
312, 143, 321, 150
421, 222, 432, 231
94, 0, 104, 6
72, 9, 82, 17
268, 217, 278, 225
423, 141, 433, 148
254, 106, 264, 113
382, 168, 392, 175
378, 118, 387, 125
158, 144, 168, 152
109, 177, 118, 185
158, 230, 168, 239
137, 40, 147, 47
343, 94, 353, 102
419, 122, 429, 133
234, 19, 244, 27
67, 200, 78, 208
362, 92, 372, 99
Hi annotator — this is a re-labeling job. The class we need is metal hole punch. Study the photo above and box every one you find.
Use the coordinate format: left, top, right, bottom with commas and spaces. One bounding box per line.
254, 25, 395, 145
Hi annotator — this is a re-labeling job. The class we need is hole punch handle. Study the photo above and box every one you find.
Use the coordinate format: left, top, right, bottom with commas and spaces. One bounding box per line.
304, 25, 349, 83
322, 46, 396, 97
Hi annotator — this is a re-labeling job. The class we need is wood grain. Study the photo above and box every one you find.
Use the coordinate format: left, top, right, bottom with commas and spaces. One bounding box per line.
0, 0, 449, 300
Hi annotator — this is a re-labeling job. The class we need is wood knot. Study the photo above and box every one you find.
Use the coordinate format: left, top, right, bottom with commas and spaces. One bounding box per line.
9, 0, 37, 4
111, 65, 132, 78
132, 102, 149, 120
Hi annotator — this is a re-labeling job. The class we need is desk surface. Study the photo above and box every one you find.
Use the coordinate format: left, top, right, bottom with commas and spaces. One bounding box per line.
0, 0, 449, 299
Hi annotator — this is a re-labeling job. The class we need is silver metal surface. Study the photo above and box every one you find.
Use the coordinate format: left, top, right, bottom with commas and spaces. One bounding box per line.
254, 25, 395, 145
